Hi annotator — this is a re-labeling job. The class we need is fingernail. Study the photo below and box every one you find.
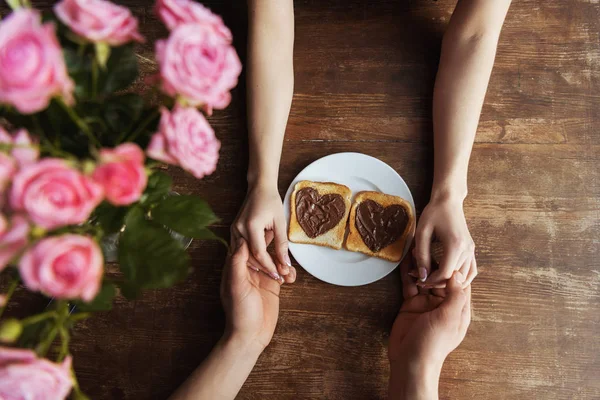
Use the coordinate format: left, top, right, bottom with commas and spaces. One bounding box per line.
418, 267, 427, 282
270, 272, 281, 281
454, 271, 465, 284
284, 253, 292, 267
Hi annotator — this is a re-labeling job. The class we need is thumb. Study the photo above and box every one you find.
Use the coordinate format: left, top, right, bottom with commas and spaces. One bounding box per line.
434, 271, 467, 322
414, 222, 433, 282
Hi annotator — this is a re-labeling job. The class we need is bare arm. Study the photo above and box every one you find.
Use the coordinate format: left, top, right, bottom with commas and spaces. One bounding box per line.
246, 0, 294, 188
233, 0, 295, 279
432, 0, 511, 201
415, 0, 511, 286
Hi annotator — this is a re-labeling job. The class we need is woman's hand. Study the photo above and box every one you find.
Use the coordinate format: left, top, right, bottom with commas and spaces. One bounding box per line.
233, 183, 291, 281
221, 238, 296, 353
414, 195, 477, 288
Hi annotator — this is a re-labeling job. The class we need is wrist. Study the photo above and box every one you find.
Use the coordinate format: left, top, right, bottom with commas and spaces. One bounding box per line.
247, 170, 278, 191
220, 331, 265, 361
430, 179, 467, 204
389, 360, 442, 400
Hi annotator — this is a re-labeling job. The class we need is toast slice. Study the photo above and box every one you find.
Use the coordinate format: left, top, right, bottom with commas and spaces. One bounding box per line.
345, 191, 414, 262
288, 180, 352, 250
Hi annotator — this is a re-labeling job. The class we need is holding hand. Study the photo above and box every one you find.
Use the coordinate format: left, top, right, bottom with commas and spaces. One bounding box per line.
221, 237, 296, 352
414, 195, 477, 288
233, 183, 292, 281
388, 254, 471, 400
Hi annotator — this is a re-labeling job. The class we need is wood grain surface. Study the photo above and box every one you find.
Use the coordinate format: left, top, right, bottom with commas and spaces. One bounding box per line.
2, 0, 599, 399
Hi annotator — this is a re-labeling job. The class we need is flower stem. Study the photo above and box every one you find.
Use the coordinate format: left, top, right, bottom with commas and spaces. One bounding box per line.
91, 59, 98, 98
56, 98, 100, 147
122, 108, 160, 144
58, 325, 70, 361
70, 365, 90, 400
20, 310, 56, 326
0, 278, 19, 320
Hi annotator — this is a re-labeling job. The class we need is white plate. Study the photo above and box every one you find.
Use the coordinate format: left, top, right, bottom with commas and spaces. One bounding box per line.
283, 152, 415, 286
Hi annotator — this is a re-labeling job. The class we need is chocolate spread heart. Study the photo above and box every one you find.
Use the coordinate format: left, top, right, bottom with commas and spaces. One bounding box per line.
295, 187, 346, 238
355, 199, 408, 252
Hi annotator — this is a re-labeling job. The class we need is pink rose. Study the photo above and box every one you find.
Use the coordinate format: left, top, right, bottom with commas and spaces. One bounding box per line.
0, 347, 72, 400
55, 0, 144, 46
10, 159, 103, 230
20, 234, 103, 301
156, 23, 241, 114
147, 106, 220, 179
0, 128, 39, 169
155, 0, 232, 41
0, 10, 74, 114
92, 143, 147, 206
0, 215, 29, 272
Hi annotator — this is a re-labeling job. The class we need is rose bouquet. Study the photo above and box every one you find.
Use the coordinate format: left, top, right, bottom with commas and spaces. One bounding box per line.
0, 0, 241, 397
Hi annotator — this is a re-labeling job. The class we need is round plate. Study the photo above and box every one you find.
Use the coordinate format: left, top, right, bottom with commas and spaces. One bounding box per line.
284, 152, 415, 286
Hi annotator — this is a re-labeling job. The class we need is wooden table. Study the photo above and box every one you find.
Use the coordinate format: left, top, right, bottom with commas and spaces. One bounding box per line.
4, 0, 599, 399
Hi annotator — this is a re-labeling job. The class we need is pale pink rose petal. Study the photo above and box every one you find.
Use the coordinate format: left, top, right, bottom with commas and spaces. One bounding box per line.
155, 0, 232, 42
10, 159, 104, 230
156, 23, 241, 111
148, 106, 220, 179
11, 129, 39, 168
0, 215, 6, 236
0, 10, 74, 114
0, 215, 29, 271
19, 234, 103, 301
147, 130, 177, 165
54, 0, 144, 45
0, 347, 73, 399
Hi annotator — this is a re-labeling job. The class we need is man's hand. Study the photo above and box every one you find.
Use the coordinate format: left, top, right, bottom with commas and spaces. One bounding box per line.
221, 237, 296, 353
232, 184, 292, 281
414, 195, 477, 288
388, 254, 472, 400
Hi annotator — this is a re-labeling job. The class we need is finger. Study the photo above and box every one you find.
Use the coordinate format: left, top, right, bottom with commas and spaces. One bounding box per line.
463, 257, 478, 288
425, 246, 465, 285
264, 230, 274, 247
431, 287, 446, 298
458, 257, 471, 284
229, 238, 251, 284
273, 216, 292, 274
460, 284, 472, 333
414, 222, 434, 281
283, 266, 297, 284
434, 271, 467, 322
400, 250, 418, 299
247, 223, 281, 281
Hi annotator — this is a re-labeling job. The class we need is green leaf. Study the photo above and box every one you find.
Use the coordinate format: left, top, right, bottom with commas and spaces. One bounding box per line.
192, 227, 228, 247
75, 282, 116, 312
63, 48, 92, 99
141, 171, 173, 205
103, 93, 144, 134
118, 206, 190, 290
152, 195, 219, 238
100, 44, 138, 94
91, 202, 128, 234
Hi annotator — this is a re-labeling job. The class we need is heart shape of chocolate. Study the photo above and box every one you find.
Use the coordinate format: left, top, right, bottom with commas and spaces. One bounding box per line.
355, 199, 409, 252
295, 187, 346, 238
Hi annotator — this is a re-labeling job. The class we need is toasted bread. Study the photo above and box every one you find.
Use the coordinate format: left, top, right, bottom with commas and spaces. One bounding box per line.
288, 180, 352, 250
345, 191, 414, 262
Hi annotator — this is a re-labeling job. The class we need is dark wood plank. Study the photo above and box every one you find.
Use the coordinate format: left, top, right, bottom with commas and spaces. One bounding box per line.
1, 0, 598, 399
